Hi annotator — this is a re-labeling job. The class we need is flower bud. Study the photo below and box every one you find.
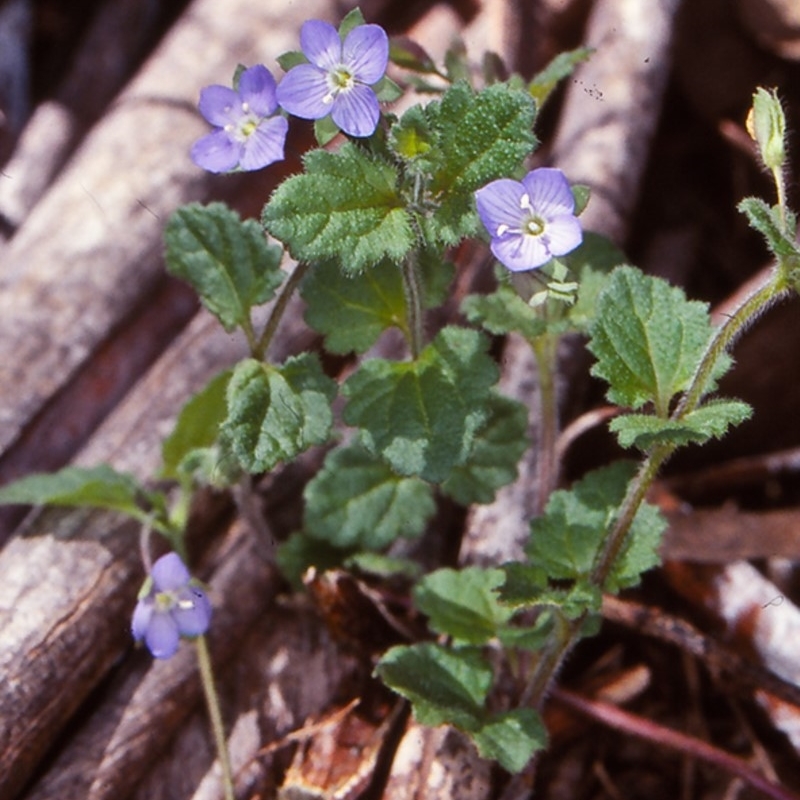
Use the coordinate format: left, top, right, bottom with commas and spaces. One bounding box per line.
746, 87, 787, 173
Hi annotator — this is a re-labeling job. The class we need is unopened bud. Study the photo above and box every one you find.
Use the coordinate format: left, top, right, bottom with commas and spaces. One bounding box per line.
746, 87, 787, 173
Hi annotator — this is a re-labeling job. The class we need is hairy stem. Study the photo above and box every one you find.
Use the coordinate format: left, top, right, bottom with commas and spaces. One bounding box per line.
531, 333, 559, 516
196, 635, 235, 800
252, 261, 310, 361
401, 250, 424, 359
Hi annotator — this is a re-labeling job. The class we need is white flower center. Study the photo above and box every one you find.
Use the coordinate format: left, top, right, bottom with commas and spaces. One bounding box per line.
324, 66, 355, 104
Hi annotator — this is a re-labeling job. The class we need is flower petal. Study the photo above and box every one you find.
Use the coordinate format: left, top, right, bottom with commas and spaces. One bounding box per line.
475, 179, 526, 237
190, 130, 242, 173
151, 552, 191, 592
238, 65, 278, 117
198, 85, 240, 127
492, 232, 551, 272
300, 19, 342, 71
240, 116, 289, 171
522, 167, 575, 217
277, 64, 331, 120
331, 84, 379, 136
343, 24, 388, 85
173, 587, 212, 636
145, 612, 181, 659
543, 214, 583, 257
131, 599, 153, 641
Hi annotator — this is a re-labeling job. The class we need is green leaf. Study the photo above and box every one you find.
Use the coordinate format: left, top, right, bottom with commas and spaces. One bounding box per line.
373, 75, 403, 103
303, 443, 435, 549
499, 563, 602, 619
342, 326, 498, 482
462, 282, 546, 341
473, 709, 547, 773
301, 259, 407, 354
610, 399, 752, 450
222, 355, 337, 473
738, 197, 800, 258
389, 38, 440, 74
413, 567, 512, 645
413, 82, 537, 246
262, 143, 414, 274
313, 114, 341, 147
528, 461, 665, 589
0, 465, 149, 518
276, 50, 307, 71
338, 6, 366, 38
587, 266, 721, 413
389, 104, 435, 163
441, 394, 529, 505
528, 47, 593, 107
161, 370, 231, 479
564, 233, 627, 333
165, 203, 284, 334
376, 643, 492, 730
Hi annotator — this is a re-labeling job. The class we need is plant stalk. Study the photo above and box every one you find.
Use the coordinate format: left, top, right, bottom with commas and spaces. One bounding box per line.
252, 261, 310, 360
196, 635, 235, 800
401, 250, 424, 358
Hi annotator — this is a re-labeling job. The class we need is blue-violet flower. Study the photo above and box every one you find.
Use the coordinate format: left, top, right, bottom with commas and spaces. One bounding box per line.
132, 552, 211, 659
276, 19, 389, 138
191, 64, 288, 173
474, 167, 583, 272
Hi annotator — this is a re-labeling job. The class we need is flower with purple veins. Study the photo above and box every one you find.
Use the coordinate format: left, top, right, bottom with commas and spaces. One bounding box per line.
276, 19, 389, 138
474, 167, 583, 272
132, 552, 211, 659
191, 64, 288, 173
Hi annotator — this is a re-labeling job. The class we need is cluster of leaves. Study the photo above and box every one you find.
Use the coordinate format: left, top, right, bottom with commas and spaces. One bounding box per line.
0, 21, 782, 778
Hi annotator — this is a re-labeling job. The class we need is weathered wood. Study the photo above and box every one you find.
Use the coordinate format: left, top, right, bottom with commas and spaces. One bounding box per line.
0, 0, 353, 485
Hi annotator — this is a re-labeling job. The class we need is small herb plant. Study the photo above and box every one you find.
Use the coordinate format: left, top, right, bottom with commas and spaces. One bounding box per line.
1, 8, 798, 791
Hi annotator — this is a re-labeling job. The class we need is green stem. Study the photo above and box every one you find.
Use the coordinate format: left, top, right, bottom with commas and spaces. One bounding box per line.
401, 250, 424, 358
531, 333, 559, 515
196, 635, 235, 800
521, 265, 792, 711
252, 261, 310, 360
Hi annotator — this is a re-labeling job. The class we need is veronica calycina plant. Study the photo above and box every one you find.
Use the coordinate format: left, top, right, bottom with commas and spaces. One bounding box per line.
0, 5, 797, 786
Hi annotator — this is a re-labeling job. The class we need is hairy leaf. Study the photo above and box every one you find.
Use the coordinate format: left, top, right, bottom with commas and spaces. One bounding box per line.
588, 266, 721, 413
462, 282, 546, 341
413, 567, 512, 645
342, 326, 497, 482
412, 82, 537, 245
0, 465, 149, 519
262, 143, 414, 274
441, 394, 529, 505
161, 370, 231, 479
376, 643, 492, 731
610, 399, 752, 450
165, 203, 284, 333
303, 443, 435, 549
222, 355, 336, 473
473, 709, 547, 773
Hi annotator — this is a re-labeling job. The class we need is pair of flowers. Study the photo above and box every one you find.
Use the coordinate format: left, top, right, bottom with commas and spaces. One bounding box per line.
191, 19, 389, 174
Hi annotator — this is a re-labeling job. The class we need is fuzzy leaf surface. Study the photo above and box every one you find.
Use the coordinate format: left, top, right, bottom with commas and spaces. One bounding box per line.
0, 465, 148, 518
222, 355, 336, 473
165, 203, 284, 333
303, 443, 435, 550
588, 266, 719, 412
301, 259, 407, 354
473, 710, 547, 773
376, 643, 492, 731
413, 567, 512, 645
262, 143, 414, 274
342, 326, 497, 482
528, 461, 666, 589
161, 370, 231, 479
412, 82, 537, 245
610, 399, 752, 451
462, 283, 546, 341
738, 197, 800, 258
441, 393, 529, 505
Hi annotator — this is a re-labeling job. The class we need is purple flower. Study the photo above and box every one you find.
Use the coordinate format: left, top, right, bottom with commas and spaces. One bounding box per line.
276, 20, 389, 138
474, 168, 583, 272
132, 552, 211, 659
191, 65, 288, 173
